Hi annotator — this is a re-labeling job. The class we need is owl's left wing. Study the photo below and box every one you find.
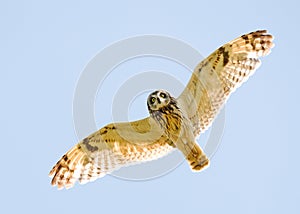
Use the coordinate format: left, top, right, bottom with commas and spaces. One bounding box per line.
177, 30, 274, 136
49, 117, 175, 189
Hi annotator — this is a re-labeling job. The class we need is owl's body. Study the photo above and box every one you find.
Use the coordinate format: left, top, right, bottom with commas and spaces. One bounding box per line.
147, 90, 209, 171
50, 30, 274, 189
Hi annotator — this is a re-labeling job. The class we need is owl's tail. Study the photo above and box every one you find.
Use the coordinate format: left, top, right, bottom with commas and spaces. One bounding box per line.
49, 144, 103, 189
186, 143, 210, 172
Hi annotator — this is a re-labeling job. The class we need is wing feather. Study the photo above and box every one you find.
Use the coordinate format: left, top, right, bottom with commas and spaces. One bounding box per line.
49, 117, 175, 189
177, 30, 274, 136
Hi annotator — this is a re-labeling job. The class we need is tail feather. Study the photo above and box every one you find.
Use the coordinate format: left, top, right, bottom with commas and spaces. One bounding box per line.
186, 143, 210, 172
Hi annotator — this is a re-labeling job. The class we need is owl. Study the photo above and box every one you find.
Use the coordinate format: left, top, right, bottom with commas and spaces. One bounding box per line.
49, 30, 274, 189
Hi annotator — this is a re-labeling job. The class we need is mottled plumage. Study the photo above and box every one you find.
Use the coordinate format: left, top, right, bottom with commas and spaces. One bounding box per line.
49, 30, 274, 189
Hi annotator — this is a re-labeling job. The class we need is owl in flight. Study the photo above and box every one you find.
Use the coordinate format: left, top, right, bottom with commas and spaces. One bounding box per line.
49, 30, 274, 189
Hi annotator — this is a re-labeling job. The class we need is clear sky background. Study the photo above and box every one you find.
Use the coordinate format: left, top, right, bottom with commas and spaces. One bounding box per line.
1, 0, 298, 213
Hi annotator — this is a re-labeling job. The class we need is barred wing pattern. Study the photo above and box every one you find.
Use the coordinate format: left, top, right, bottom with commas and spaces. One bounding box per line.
178, 30, 274, 136
49, 118, 175, 189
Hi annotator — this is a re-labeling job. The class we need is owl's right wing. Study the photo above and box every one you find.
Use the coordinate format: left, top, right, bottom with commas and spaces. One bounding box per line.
49, 117, 175, 189
177, 30, 274, 136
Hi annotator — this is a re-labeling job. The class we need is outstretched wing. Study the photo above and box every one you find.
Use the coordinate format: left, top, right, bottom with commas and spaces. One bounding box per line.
49, 117, 175, 189
177, 30, 274, 136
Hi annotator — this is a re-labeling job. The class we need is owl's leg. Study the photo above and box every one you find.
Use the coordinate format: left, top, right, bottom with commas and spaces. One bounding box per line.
175, 139, 210, 172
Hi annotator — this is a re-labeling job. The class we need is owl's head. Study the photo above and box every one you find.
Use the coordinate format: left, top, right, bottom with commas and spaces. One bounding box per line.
147, 90, 172, 112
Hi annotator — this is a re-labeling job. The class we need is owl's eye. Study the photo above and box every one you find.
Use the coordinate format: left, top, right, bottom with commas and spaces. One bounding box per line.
150, 97, 156, 104
160, 93, 166, 98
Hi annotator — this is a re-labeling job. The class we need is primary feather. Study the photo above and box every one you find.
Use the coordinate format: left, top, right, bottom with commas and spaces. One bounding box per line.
178, 30, 274, 135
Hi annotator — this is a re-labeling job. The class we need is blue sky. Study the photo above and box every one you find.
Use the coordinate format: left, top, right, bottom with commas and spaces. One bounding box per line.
1, 1, 297, 213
